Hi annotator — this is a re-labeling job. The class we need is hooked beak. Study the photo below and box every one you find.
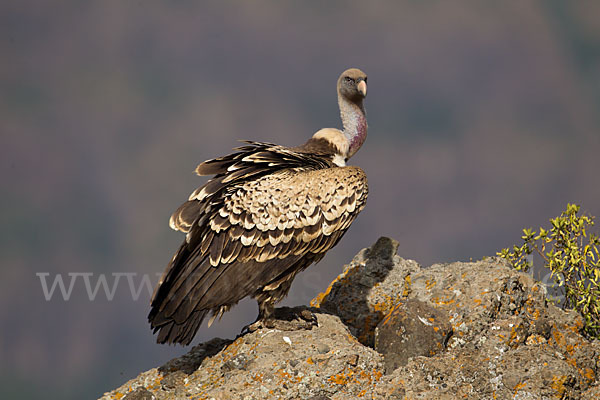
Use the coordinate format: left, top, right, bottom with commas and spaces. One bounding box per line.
357, 79, 367, 97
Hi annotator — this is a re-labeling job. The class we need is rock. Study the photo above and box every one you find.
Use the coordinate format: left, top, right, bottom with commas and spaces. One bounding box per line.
316, 343, 330, 354
311, 236, 420, 346
221, 353, 251, 372
101, 237, 600, 400
102, 313, 385, 399
159, 370, 185, 391
122, 387, 155, 400
582, 383, 600, 400
375, 298, 452, 372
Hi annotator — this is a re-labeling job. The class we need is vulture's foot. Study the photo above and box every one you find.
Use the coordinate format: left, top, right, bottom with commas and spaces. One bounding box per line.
241, 306, 317, 334
264, 306, 318, 330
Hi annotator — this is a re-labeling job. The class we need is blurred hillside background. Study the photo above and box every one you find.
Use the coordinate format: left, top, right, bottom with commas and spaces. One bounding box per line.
2, 1, 600, 399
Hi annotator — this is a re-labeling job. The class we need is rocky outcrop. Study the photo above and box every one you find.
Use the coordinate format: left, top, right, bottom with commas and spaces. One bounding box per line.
374, 298, 453, 372
101, 237, 600, 399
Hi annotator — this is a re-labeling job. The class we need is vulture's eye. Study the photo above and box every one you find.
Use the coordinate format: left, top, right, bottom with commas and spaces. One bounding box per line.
344, 77, 354, 83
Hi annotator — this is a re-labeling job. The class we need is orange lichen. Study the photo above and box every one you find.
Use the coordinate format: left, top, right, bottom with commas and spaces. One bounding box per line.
311, 264, 367, 307
507, 325, 524, 347
582, 367, 595, 382
551, 328, 566, 348
327, 366, 383, 392
373, 369, 383, 381
218, 337, 244, 364
569, 320, 584, 332
526, 334, 547, 346
311, 286, 332, 308
550, 375, 569, 397
513, 381, 527, 394
431, 296, 455, 305
373, 289, 403, 315
274, 368, 302, 385
147, 377, 162, 391
527, 306, 541, 320
380, 307, 397, 327
251, 372, 264, 383
402, 275, 412, 298
328, 370, 353, 385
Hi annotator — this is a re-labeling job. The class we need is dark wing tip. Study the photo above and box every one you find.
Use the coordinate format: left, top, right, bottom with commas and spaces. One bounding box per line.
150, 310, 208, 345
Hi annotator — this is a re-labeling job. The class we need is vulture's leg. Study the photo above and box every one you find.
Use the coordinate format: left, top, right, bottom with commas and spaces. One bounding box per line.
267, 306, 318, 330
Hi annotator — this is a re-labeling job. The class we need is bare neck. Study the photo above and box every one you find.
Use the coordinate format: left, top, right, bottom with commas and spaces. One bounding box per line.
338, 95, 367, 159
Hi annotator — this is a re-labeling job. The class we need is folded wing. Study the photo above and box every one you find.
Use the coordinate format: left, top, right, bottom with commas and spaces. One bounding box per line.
148, 155, 367, 345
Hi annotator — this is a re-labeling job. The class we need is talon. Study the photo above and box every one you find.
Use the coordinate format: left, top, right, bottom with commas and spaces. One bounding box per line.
241, 320, 264, 335
300, 309, 316, 322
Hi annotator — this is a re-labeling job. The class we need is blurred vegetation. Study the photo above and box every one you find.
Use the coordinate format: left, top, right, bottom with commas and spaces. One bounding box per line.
499, 204, 600, 338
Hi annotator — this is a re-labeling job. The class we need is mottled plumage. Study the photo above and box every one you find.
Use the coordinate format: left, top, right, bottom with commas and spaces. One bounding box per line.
149, 68, 369, 345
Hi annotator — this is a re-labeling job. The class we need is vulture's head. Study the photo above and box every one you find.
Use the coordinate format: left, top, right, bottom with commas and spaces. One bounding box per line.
337, 68, 368, 102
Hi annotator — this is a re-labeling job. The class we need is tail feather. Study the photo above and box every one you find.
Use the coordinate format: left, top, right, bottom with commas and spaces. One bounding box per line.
153, 309, 209, 345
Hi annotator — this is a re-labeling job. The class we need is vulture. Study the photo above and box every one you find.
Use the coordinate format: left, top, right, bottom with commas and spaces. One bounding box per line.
149, 68, 369, 345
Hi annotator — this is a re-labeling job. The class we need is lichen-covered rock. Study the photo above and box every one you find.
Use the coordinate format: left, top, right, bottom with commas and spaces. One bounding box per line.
314, 237, 600, 399
311, 236, 420, 346
101, 313, 385, 400
582, 383, 600, 400
374, 298, 452, 372
123, 387, 156, 400
101, 237, 600, 400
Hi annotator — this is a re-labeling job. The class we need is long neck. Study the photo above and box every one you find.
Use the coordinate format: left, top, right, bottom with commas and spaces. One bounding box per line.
338, 95, 367, 159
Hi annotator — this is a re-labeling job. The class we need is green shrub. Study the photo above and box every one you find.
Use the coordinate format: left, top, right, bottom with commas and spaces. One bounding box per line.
498, 203, 600, 339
